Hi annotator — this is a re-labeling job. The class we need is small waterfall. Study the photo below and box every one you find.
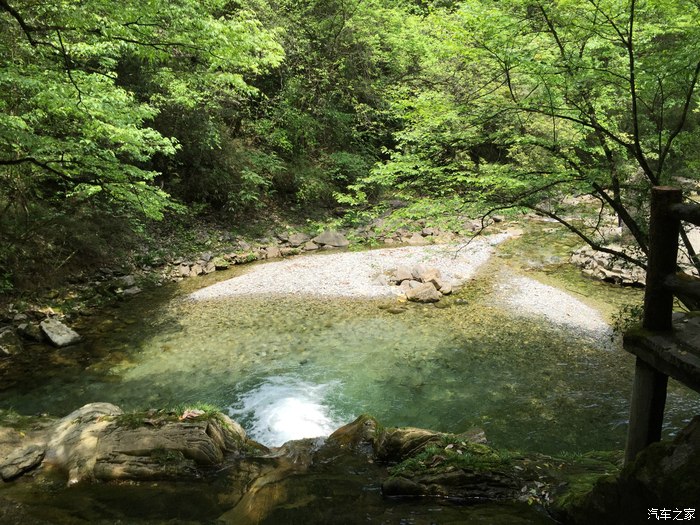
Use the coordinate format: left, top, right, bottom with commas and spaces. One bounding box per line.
228, 376, 346, 447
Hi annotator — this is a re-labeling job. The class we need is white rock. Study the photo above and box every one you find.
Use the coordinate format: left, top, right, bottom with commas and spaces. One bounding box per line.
40, 318, 81, 347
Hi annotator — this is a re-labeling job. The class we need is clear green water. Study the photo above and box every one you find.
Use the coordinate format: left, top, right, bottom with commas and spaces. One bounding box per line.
2, 225, 699, 456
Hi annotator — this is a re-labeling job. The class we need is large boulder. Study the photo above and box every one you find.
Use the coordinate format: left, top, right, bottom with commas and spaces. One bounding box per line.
311, 230, 349, 248
39, 318, 81, 347
41, 403, 262, 485
561, 416, 700, 524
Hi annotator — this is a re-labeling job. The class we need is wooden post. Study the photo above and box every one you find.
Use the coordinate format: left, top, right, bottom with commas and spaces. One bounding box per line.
625, 358, 669, 464
643, 186, 682, 331
624, 186, 681, 465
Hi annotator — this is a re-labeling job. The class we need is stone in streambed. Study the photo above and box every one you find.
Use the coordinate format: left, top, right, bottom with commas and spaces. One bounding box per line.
311, 230, 349, 248
405, 282, 442, 303
40, 318, 81, 347
392, 266, 413, 283
0, 444, 45, 481
287, 232, 311, 247
0, 328, 23, 357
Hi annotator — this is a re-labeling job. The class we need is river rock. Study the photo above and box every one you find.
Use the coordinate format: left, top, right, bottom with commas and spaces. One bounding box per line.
398, 280, 421, 294
121, 286, 142, 296
562, 416, 700, 525
416, 267, 441, 284
212, 256, 230, 270
0, 328, 23, 357
43, 403, 260, 485
117, 275, 136, 287
435, 278, 453, 295
302, 240, 319, 251
312, 230, 349, 248
571, 245, 646, 286
392, 266, 413, 283
0, 443, 45, 481
17, 322, 44, 342
287, 232, 311, 247
264, 246, 282, 259
405, 282, 442, 303
39, 318, 81, 347
406, 232, 427, 246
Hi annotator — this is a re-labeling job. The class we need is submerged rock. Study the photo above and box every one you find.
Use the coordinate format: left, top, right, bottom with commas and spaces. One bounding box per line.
0, 328, 23, 357
39, 318, 81, 347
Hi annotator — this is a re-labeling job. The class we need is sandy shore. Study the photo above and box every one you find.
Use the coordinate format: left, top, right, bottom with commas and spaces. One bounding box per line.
189, 232, 611, 340
189, 233, 511, 300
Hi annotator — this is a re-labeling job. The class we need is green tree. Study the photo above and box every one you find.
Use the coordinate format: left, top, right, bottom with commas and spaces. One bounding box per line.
352, 0, 700, 268
0, 0, 282, 286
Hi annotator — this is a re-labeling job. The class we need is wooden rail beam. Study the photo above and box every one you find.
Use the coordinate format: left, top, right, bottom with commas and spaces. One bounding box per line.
670, 202, 700, 226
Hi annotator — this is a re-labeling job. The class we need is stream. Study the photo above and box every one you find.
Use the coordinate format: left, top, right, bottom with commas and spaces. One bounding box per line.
3, 223, 699, 452
1, 223, 700, 523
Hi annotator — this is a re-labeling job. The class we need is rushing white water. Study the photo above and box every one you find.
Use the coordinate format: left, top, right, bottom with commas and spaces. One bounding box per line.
227, 376, 346, 447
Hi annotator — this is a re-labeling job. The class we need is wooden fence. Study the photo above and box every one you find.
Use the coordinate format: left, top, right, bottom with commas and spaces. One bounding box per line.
623, 186, 700, 464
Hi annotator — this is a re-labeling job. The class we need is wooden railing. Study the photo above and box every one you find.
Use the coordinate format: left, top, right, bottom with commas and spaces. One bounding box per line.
623, 186, 700, 464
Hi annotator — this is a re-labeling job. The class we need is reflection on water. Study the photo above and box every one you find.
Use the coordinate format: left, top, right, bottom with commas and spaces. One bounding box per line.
228, 376, 344, 446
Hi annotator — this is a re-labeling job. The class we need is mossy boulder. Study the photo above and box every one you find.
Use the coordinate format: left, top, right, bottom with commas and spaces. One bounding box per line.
561, 417, 700, 524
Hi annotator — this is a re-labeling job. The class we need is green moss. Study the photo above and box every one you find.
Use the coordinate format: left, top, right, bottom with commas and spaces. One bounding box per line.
0, 408, 46, 432
389, 440, 515, 478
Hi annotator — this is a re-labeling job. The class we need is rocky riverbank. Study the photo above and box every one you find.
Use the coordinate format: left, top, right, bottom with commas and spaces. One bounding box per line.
0, 217, 492, 358
2, 402, 694, 524
0, 402, 614, 524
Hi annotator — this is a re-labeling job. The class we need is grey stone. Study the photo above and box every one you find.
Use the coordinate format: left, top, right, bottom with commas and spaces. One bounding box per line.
416, 267, 441, 284
302, 241, 319, 251
17, 323, 44, 342
122, 286, 142, 296
0, 444, 45, 481
118, 275, 136, 287
435, 278, 453, 295
406, 232, 427, 246
411, 264, 428, 281
265, 246, 282, 259
203, 262, 216, 274
405, 282, 442, 303
189, 263, 204, 277
393, 266, 413, 283
311, 231, 349, 248
179, 264, 191, 277
288, 232, 311, 247
42, 403, 257, 485
40, 318, 81, 347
